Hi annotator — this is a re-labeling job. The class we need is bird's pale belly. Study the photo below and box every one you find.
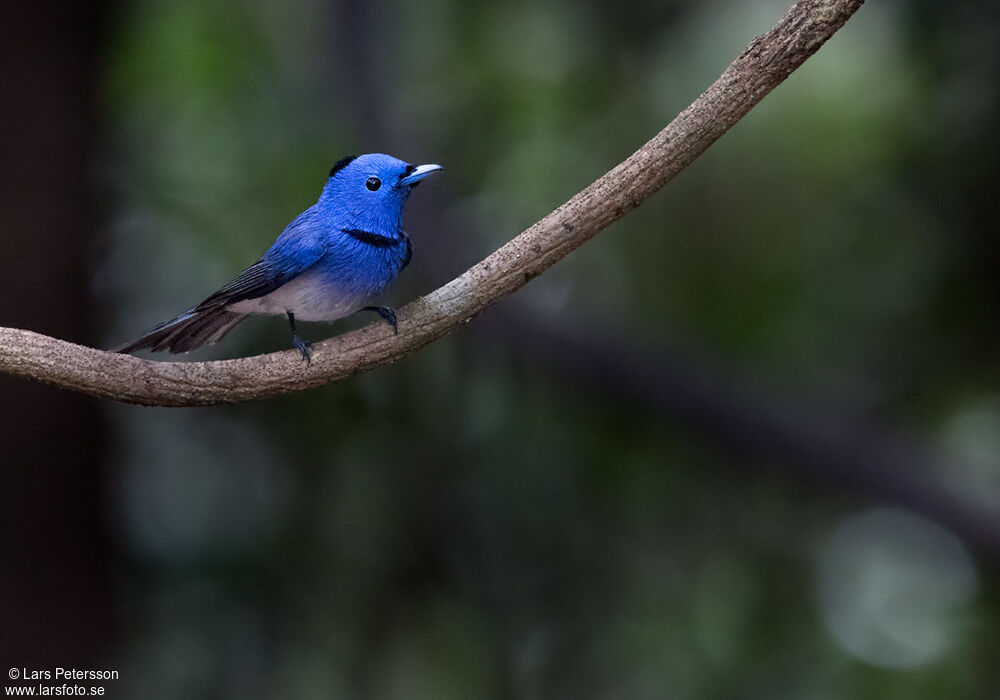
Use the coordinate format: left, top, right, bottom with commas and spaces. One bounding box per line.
227, 270, 365, 321
227, 258, 397, 322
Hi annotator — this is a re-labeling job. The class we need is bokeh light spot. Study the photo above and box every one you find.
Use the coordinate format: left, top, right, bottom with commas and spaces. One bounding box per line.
816, 507, 977, 669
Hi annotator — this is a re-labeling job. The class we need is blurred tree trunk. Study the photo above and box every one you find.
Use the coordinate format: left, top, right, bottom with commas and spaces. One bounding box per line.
0, 1, 113, 668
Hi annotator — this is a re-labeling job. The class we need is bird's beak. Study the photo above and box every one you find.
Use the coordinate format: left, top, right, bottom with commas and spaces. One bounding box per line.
400, 163, 443, 187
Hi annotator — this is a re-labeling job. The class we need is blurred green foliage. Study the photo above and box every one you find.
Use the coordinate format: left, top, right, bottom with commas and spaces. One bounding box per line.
96, 0, 1000, 697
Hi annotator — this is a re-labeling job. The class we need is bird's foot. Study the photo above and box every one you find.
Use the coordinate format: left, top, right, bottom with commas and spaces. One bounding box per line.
363, 305, 398, 334
286, 310, 312, 362
292, 334, 313, 363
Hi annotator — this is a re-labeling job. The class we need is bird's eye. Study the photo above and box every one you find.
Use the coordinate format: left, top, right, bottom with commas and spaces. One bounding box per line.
365, 177, 381, 191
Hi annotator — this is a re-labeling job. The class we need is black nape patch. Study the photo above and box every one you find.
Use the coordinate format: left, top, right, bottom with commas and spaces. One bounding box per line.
329, 155, 358, 178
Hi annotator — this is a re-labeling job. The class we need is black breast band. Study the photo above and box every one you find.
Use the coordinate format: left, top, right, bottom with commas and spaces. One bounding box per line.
343, 228, 399, 248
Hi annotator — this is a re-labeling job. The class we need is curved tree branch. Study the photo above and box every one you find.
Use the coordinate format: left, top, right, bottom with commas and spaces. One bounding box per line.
0, 0, 865, 407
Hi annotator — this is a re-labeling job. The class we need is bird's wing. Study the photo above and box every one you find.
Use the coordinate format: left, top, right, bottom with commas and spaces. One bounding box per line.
196, 259, 287, 308
196, 208, 327, 310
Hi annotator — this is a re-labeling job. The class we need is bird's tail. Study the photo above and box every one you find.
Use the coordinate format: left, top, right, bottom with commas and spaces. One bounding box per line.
111, 307, 248, 355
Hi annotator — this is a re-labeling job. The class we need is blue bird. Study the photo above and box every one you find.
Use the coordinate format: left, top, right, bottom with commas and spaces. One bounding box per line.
112, 153, 442, 361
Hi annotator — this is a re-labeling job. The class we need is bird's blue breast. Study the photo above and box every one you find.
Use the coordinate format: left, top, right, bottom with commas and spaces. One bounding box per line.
317, 228, 409, 299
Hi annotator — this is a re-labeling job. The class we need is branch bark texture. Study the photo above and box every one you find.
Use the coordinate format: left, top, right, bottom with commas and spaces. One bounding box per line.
0, 0, 865, 406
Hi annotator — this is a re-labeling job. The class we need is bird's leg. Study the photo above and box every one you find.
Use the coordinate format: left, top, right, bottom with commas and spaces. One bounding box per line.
361, 306, 398, 334
286, 311, 312, 362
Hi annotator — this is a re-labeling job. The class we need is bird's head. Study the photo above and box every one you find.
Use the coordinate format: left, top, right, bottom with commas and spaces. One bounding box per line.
319, 153, 442, 233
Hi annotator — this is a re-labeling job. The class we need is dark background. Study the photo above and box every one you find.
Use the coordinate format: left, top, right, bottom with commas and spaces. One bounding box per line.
2, 0, 999, 697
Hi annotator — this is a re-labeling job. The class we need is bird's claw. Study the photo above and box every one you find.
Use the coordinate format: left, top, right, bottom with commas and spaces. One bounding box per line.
293, 334, 312, 363
364, 306, 398, 334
